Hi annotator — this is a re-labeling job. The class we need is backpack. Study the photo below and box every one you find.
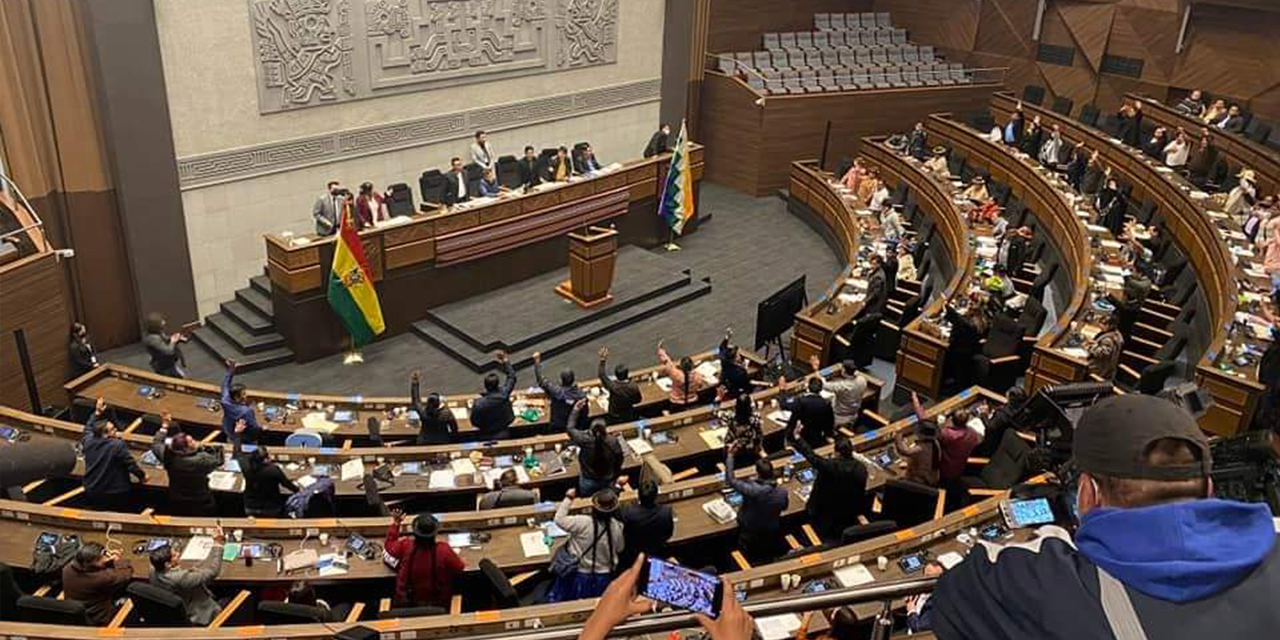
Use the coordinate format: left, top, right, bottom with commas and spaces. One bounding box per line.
31, 534, 82, 581
285, 477, 336, 519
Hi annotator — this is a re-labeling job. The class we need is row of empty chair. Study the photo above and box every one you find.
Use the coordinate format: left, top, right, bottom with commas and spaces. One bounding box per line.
745, 64, 970, 95
815, 11, 895, 32
764, 27, 910, 51
720, 44, 938, 76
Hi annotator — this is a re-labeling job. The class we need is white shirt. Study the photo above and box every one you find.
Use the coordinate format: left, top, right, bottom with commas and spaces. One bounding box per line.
869, 187, 891, 213
454, 172, 466, 198
881, 210, 904, 241
1163, 139, 1189, 167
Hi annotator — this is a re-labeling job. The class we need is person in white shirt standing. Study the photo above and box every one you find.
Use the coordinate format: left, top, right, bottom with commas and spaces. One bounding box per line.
1163, 129, 1190, 168
469, 130, 494, 171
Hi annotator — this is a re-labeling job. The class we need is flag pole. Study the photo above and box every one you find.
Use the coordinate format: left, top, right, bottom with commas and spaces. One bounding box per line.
338, 198, 365, 365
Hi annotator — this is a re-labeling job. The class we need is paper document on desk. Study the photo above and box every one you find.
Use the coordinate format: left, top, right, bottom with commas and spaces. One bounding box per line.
966, 418, 986, 437
207, 471, 238, 492
694, 361, 720, 387
699, 427, 728, 450
1062, 347, 1090, 360
838, 292, 864, 305
702, 498, 737, 524
1098, 263, 1125, 276
340, 458, 365, 482
834, 563, 876, 587
375, 216, 411, 228
316, 553, 349, 577
1086, 224, 1109, 235
846, 278, 869, 290
767, 410, 792, 425
938, 551, 966, 570
756, 614, 803, 640
180, 536, 215, 562
626, 437, 654, 456
519, 531, 550, 557
296, 474, 317, 489
450, 406, 470, 422
300, 412, 340, 434
1101, 272, 1125, 285
654, 377, 673, 392
450, 458, 477, 476
429, 469, 456, 489
1100, 239, 1122, 250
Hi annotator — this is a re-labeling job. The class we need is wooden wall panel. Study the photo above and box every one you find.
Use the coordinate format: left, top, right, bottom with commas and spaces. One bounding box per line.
0, 253, 73, 412
863, 0, 1280, 123
707, 0, 873, 52
870, 0, 979, 53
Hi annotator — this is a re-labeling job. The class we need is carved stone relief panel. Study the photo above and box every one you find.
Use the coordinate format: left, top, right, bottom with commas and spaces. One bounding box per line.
249, 0, 619, 114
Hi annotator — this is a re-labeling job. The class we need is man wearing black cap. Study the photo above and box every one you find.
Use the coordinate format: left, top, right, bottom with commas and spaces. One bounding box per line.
930, 395, 1280, 639
384, 510, 465, 609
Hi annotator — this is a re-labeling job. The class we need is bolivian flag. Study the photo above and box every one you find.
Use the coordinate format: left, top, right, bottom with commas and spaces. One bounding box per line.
658, 120, 695, 235
327, 200, 385, 346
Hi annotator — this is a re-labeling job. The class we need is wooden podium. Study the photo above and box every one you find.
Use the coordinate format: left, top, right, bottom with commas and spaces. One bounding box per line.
555, 226, 618, 308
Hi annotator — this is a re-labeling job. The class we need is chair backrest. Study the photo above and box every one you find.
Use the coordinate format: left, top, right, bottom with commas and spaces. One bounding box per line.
813, 31, 829, 48
796, 32, 813, 49
830, 13, 846, 30
717, 55, 735, 74
780, 32, 797, 49
285, 430, 324, 448
495, 155, 521, 189
879, 479, 941, 529
0, 562, 24, 621
877, 12, 891, 27
979, 429, 1032, 489
754, 51, 772, 68
763, 33, 780, 50
815, 13, 831, 30
385, 183, 414, 216
1079, 104, 1100, 127
919, 45, 934, 61
771, 51, 789, 68
1020, 295, 1049, 335
126, 581, 189, 627
1022, 85, 1046, 106
1136, 360, 1179, 395
258, 601, 328, 624
479, 558, 519, 608
16, 595, 90, 625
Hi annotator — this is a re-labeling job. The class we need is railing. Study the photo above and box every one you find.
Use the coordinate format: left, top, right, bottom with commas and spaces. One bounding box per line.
0, 172, 50, 252
464, 577, 937, 640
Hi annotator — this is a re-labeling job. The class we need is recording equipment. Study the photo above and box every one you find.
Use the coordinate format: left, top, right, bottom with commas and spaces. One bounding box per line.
1156, 382, 1213, 420
1209, 431, 1279, 516
638, 557, 722, 618
1016, 381, 1116, 471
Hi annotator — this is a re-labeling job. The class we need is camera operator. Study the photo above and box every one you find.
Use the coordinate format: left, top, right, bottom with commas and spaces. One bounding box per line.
930, 395, 1280, 639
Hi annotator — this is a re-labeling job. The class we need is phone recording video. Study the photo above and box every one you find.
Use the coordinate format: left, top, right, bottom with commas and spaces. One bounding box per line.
639, 557, 723, 618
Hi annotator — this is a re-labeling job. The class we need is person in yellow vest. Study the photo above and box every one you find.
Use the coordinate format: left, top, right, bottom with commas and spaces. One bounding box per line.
543, 146, 576, 183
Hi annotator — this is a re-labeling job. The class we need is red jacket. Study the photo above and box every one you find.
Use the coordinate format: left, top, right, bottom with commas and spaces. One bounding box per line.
355, 194, 385, 230
938, 424, 981, 482
384, 522, 465, 608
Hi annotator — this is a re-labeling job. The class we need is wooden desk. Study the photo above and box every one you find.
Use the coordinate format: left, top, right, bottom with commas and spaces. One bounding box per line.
862, 140, 974, 399
1129, 93, 1280, 195
65, 352, 763, 446
264, 147, 704, 361
993, 93, 1270, 434
924, 114, 1094, 393
0, 390, 1009, 640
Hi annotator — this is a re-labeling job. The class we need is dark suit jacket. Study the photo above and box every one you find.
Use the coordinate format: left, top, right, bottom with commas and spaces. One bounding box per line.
470, 362, 516, 437
1117, 110, 1143, 148
793, 438, 868, 540
907, 130, 928, 159
644, 131, 670, 158
785, 393, 835, 448
597, 360, 642, 424
882, 256, 899, 292
442, 170, 471, 206
1002, 235, 1028, 274
946, 307, 983, 356
1021, 127, 1044, 156
1217, 115, 1247, 134
618, 503, 674, 566
517, 158, 540, 188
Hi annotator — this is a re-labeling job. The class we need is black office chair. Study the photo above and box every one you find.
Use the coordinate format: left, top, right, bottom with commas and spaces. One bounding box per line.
1246, 121, 1272, 144
17, 595, 91, 625
1078, 104, 1100, 128
841, 520, 898, 544
385, 183, 414, 216
1022, 85, 1046, 106
890, 182, 909, 207
0, 562, 24, 621
479, 559, 551, 608
464, 162, 484, 183
962, 429, 1031, 492
126, 582, 190, 626
844, 312, 882, 369
947, 151, 967, 178
1051, 96, 1074, 117
258, 601, 330, 624
878, 479, 942, 529
1028, 262, 1058, 302
495, 155, 520, 188
418, 170, 445, 206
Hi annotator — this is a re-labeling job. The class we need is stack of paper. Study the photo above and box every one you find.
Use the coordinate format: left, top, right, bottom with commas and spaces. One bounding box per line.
694, 361, 720, 387
834, 563, 876, 587
296, 474, 317, 489
316, 553, 349, 577
699, 427, 728, 450
300, 412, 340, 434
180, 536, 215, 562
207, 471, 238, 492
429, 469, 456, 489
702, 498, 736, 524
450, 458, 477, 476
756, 614, 802, 640
1062, 347, 1090, 360
654, 377, 673, 392
519, 531, 550, 557
626, 437, 654, 456
767, 410, 792, 425
937, 551, 966, 570
340, 459, 365, 482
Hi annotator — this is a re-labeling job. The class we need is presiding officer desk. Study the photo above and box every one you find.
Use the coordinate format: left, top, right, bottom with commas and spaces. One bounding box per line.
991, 93, 1273, 436
263, 145, 704, 361
0, 388, 1011, 640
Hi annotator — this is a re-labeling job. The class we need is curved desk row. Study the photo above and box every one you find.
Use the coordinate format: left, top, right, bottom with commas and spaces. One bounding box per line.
0, 390, 1014, 640
65, 352, 763, 446
859, 141, 975, 400
922, 115, 1094, 392
992, 93, 1271, 435
1130, 93, 1280, 195
10, 363, 883, 506
263, 146, 704, 361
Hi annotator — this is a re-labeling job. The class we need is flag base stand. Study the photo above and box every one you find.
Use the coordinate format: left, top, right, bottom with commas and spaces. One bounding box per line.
343, 351, 364, 365
663, 242, 681, 252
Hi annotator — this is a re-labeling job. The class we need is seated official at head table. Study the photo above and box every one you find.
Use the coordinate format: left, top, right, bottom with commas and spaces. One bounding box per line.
517, 145, 541, 189
541, 146, 576, 183
477, 167, 505, 198
443, 157, 471, 206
